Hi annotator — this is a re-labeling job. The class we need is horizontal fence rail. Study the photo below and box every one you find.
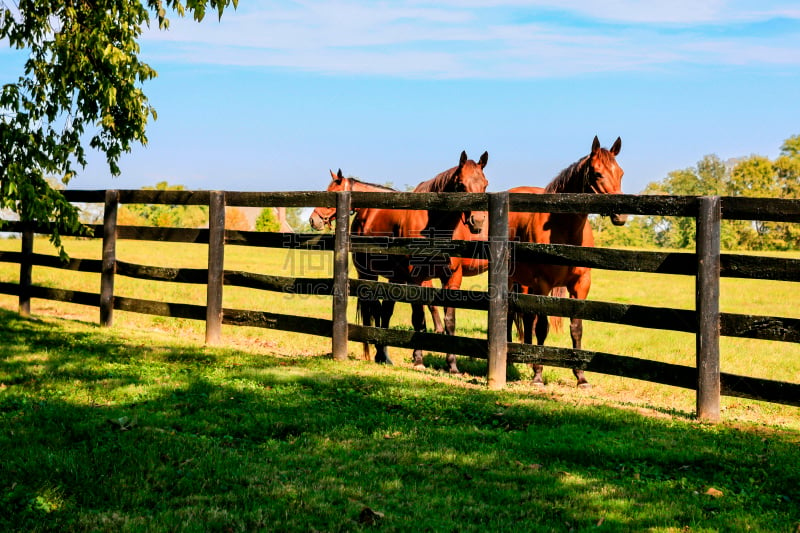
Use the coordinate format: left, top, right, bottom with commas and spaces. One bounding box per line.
1, 190, 798, 421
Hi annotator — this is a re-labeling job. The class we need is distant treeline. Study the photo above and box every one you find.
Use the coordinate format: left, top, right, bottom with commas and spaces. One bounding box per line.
74, 135, 799, 251
594, 134, 800, 251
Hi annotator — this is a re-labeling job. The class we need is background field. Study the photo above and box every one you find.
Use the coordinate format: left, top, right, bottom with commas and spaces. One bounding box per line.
0, 236, 798, 430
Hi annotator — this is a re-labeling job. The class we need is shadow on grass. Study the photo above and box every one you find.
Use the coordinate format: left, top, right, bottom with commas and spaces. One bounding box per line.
1, 308, 799, 532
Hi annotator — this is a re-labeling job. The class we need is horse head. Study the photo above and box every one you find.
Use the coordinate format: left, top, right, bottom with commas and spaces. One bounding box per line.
309, 169, 348, 230
583, 136, 627, 226
451, 150, 489, 234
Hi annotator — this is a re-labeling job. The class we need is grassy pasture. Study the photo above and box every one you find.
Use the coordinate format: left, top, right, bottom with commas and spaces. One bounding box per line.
0, 237, 799, 531
0, 236, 798, 429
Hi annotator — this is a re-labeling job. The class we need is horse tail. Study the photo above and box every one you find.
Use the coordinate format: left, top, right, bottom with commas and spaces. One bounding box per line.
549, 286, 567, 334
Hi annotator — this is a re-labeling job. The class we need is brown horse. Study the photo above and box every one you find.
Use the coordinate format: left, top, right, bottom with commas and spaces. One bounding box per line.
309, 169, 396, 231
423, 217, 489, 333
352, 151, 489, 372
309, 170, 451, 337
508, 136, 626, 388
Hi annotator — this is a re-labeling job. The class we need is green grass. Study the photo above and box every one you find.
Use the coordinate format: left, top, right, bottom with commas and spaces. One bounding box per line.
0, 236, 798, 430
1, 309, 799, 532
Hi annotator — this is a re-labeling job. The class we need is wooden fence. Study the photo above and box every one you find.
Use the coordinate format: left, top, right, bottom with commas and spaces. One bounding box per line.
1, 189, 799, 422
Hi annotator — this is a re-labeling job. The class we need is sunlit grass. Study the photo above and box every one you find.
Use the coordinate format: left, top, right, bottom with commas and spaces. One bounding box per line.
0, 236, 798, 431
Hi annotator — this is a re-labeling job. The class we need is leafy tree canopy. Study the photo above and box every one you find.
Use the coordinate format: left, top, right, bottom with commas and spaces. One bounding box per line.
0, 0, 237, 255
120, 181, 207, 227
618, 135, 800, 251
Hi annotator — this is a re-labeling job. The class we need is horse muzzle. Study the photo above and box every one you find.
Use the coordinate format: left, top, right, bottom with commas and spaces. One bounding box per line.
309, 213, 329, 231
610, 214, 628, 226
466, 212, 486, 234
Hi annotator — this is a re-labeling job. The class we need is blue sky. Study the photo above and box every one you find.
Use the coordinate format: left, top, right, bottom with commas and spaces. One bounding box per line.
2, 0, 800, 194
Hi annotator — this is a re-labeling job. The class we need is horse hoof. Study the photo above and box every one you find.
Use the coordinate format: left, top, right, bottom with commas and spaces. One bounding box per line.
578, 382, 592, 389
532, 381, 545, 388
448, 368, 460, 375
413, 364, 426, 371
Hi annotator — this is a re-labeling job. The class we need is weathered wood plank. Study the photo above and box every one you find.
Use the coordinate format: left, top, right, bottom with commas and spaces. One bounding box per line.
27, 286, 99, 307
114, 296, 207, 320
509, 193, 697, 217
508, 342, 698, 390
487, 191, 510, 389
117, 226, 209, 243
225, 271, 333, 294
720, 254, 800, 281
223, 309, 333, 337
0, 281, 20, 296
115, 262, 208, 284
349, 278, 489, 310
721, 373, 800, 407
350, 235, 486, 259
62, 190, 107, 203
26, 253, 102, 272
0, 251, 23, 264
512, 242, 696, 275
226, 191, 335, 208
225, 230, 335, 250
721, 196, 800, 222
348, 324, 488, 359
100, 190, 118, 327
332, 191, 351, 361
118, 190, 211, 206
696, 196, 721, 422
19, 225, 33, 316
206, 191, 225, 344
510, 292, 697, 333
351, 191, 489, 211
720, 313, 800, 343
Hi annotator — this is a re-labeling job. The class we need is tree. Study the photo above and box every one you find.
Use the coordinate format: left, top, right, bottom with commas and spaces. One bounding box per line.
285, 207, 309, 233
0, 0, 237, 256
641, 155, 737, 249
225, 207, 249, 231
255, 208, 280, 232
119, 181, 207, 227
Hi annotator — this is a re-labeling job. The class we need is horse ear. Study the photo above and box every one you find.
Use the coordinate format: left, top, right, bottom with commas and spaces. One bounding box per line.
591, 136, 601, 154
610, 137, 622, 156
478, 151, 488, 168
459, 150, 468, 167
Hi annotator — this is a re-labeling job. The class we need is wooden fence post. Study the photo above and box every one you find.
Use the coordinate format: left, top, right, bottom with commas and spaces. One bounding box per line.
332, 191, 351, 360
18, 222, 33, 317
696, 195, 721, 422
206, 191, 226, 345
100, 190, 119, 327
487, 191, 510, 390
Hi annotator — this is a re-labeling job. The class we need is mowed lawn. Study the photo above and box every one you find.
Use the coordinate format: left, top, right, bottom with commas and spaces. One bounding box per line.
0, 236, 799, 531
0, 236, 796, 427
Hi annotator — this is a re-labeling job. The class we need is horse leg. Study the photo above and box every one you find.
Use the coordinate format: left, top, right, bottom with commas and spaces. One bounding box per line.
441, 270, 463, 374
374, 299, 395, 365
570, 317, 589, 387
531, 312, 549, 387
569, 275, 592, 388
410, 301, 427, 369
429, 305, 444, 334
442, 304, 459, 373
356, 295, 374, 361
422, 280, 444, 334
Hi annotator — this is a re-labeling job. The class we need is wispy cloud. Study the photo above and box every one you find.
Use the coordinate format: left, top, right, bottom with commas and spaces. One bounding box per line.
140, 0, 800, 78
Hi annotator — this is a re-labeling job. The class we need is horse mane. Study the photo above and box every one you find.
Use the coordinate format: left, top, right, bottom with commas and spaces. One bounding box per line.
348, 178, 397, 192
413, 166, 456, 192
545, 148, 616, 193
545, 160, 586, 193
